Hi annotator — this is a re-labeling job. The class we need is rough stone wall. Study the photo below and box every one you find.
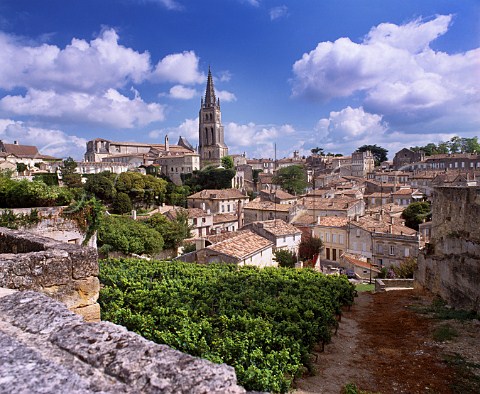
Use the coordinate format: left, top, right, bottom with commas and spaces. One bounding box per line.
416, 186, 480, 313
0, 291, 247, 394
0, 227, 100, 321
8, 206, 96, 248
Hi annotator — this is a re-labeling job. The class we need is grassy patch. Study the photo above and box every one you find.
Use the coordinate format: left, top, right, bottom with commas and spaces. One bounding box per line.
410, 297, 479, 321
355, 283, 375, 292
342, 383, 380, 394
432, 324, 458, 342
442, 353, 480, 393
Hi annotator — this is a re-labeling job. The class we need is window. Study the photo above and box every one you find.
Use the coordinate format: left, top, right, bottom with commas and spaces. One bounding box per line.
326, 233, 330, 242
362, 242, 366, 252
332, 234, 337, 243
356, 229, 360, 237
339, 234, 344, 244
405, 248, 410, 257
377, 244, 383, 254
389, 245, 395, 255
221, 205, 225, 213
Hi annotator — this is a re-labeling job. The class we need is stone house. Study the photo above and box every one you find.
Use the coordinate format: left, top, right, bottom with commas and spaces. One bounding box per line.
196, 230, 275, 267
296, 196, 365, 219
258, 189, 297, 205
351, 151, 375, 177
391, 187, 424, 206
0, 140, 57, 169
155, 153, 200, 185
187, 189, 249, 216
242, 200, 293, 224
242, 219, 302, 254
312, 216, 349, 263
340, 254, 381, 280
393, 148, 425, 170
411, 153, 480, 171
165, 208, 213, 238
246, 158, 275, 174
212, 213, 239, 234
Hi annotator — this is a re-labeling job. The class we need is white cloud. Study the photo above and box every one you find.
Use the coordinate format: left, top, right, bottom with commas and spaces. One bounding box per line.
0, 29, 151, 93
146, 0, 183, 11
225, 122, 295, 158
152, 51, 204, 85
0, 119, 86, 159
217, 90, 237, 102
169, 85, 197, 99
292, 15, 480, 134
218, 70, 232, 82
315, 106, 387, 142
149, 117, 198, 144
0, 88, 165, 128
269, 6, 288, 21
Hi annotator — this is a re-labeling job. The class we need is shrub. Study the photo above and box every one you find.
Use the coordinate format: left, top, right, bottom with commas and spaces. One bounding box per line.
112, 192, 133, 214
274, 249, 297, 268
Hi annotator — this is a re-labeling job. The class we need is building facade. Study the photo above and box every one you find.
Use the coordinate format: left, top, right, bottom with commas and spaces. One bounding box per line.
198, 68, 228, 167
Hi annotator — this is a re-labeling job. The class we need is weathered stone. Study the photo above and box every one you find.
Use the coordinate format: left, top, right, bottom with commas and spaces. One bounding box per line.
0, 227, 100, 321
71, 303, 101, 323
0, 291, 247, 393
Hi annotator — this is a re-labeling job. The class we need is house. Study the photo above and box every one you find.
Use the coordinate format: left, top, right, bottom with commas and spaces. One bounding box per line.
187, 188, 249, 216
155, 153, 200, 185
296, 196, 365, 219
391, 188, 424, 206
392, 148, 425, 170
0, 140, 57, 169
246, 158, 275, 174
340, 254, 381, 280
259, 189, 297, 205
351, 151, 375, 177
242, 219, 302, 254
347, 215, 419, 268
212, 213, 239, 233
312, 216, 349, 263
165, 208, 213, 238
196, 230, 275, 267
243, 200, 293, 224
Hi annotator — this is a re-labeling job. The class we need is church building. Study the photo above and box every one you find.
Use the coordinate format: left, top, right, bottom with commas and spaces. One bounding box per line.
198, 68, 228, 168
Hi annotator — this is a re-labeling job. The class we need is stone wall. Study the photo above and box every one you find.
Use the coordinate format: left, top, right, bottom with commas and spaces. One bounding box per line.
415, 186, 480, 313
0, 227, 100, 321
0, 291, 247, 394
7, 206, 96, 248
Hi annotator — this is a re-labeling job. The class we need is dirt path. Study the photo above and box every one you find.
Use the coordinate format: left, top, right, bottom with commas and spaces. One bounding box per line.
295, 290, 479, 394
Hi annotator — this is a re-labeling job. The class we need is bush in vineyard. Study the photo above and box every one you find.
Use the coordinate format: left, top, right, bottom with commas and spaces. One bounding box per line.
99, 258, 355, 393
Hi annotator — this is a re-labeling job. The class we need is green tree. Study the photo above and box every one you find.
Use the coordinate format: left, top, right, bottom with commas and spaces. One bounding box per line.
221, 155, 234, 169
146, 211, 191, 250
112, 192, 133, 214
60, 157, 82, 188
272, 165, 308, 195
401, 201, 431, 230
84, 172, 116, 202
16, 163, 27, 174
356, 144, 388, 166
310, 147, 324, 155
274, 249, 297, 268
98, 216, 164, 255
183, 167, 235, 192
298, 236, 323, 261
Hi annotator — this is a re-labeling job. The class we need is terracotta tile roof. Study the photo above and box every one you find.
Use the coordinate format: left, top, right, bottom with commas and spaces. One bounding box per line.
255, 219, 302, 236
317, 217, 348, 227
291, 213, 315, 225
213, 213, 238, 224
391, 188, 416, 195
1, 143, 39, 157
298, 197, 360, 210
207, 231, 273, 259
206, 230, 248, 244
351, 216, 417, 236
343, 255, 381, 272
188, 189, 248, 200
244, 201, 291, 212
272, 190, 296, 199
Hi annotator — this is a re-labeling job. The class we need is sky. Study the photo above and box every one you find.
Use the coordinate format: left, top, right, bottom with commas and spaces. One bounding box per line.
0, 0, 479, 160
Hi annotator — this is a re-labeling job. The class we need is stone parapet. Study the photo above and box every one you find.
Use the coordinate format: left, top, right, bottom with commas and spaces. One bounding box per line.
0, 291, 247, 393
0, 227, 100, 321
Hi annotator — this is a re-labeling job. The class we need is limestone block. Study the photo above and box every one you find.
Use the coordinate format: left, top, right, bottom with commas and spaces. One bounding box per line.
71, 303, 101, 322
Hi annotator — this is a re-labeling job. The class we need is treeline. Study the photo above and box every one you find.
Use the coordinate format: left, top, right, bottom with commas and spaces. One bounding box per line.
99, 258, 355, 393
411, 136, 479, 156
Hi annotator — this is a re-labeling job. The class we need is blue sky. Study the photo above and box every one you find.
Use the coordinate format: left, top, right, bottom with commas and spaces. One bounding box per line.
0, 0, 478, 160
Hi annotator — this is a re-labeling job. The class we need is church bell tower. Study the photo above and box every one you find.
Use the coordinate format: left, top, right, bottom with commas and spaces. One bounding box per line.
198, 67, 228, 168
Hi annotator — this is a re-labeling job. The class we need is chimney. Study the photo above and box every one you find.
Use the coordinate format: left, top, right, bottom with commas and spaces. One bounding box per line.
390, 216, 394, 225
388, 224, 392, 234
165, 134, 170, 152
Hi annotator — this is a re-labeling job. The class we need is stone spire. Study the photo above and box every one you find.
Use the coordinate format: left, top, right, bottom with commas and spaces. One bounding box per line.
204, 67, 216, 108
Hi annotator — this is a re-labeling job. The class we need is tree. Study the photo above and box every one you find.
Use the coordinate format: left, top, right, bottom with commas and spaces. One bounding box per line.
112, 192, 133, 214
272, 165, 308, 195
298, 236, 323, 261
311, 147, 324, 155
356, 144, 388, 166
60, 157, 82, 188
401, 201, 431, 230
16, 163, 27, 174
146, 211, 191, 250
221, 155, 234, 169
183, 167, 235, 192
274, 249, 297, 268
84, 173, 116, 202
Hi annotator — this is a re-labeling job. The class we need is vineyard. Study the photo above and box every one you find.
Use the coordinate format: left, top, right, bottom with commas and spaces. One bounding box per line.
99, 258, 355, 393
